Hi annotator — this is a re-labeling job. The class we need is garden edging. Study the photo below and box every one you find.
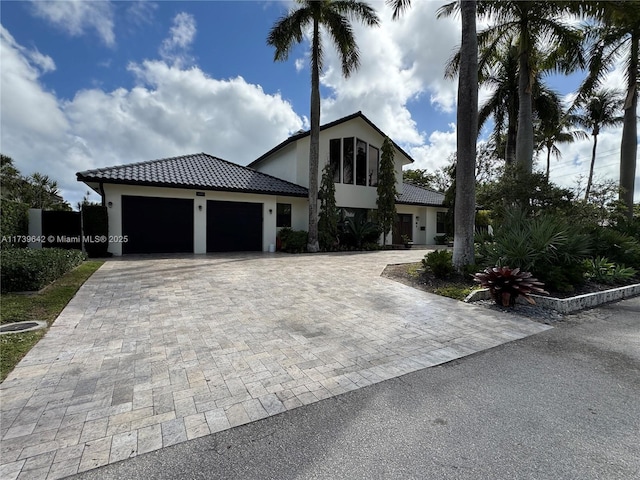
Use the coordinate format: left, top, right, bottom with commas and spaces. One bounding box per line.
464, 283, 640, 314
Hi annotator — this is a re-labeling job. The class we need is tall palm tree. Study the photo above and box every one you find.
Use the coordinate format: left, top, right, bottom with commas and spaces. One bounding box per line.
267, 0, 379, 252
389, 0, 478, 270
439, 1, 584, 175
576, 1, 640, 217
534, 89, 587, 179
574, 89, 624, 201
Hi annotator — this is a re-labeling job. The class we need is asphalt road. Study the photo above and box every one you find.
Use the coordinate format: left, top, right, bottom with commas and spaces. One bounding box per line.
72, 297, 640, 480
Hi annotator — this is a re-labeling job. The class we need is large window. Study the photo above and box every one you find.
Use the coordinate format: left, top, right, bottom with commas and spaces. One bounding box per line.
330, 137, 381, 187
368, 145, 379, 186
356, 139, 367, 186
343, 137, 354, 184
277, 203, 291, 228
329, 139, 341, 183
436, 212, 446, 233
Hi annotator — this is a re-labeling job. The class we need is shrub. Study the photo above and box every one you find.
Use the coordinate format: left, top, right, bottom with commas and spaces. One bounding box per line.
434, 234, 448, 245
422, 250, 454, 279
474, 266, 548, 307
477, 208, 592, 291
584, 257, 637, 284
278, 228, 308, 253
1, 248, 86, 292
340, 212, 381, 250
588, 227, 640, 269
0, 200, 29, 249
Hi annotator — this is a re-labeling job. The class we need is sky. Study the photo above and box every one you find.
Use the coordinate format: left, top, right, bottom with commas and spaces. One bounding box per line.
1, 0, 638, 209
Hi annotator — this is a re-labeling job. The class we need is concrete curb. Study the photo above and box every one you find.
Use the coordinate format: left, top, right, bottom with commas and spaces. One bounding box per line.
464, 283, 640, 314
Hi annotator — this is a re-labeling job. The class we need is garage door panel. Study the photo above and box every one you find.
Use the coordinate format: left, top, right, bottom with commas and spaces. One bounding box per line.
207, 200, 262, 252
122, 196, 194, 254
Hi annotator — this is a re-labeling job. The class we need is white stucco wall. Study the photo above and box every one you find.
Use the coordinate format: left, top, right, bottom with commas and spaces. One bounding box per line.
395, 205, 448, 245
254, 116, 411, 211
101, 183, 304, 255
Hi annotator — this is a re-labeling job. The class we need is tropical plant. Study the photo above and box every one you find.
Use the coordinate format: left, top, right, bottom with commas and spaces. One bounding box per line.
576, 1, 640, 218
422, 249, 454, 279
439, 1, 584, 175
477, 208, 592, 291
474, 266, 548, 307
450, 0, 478, 272
534, 91, 587, 179
584, 256, 637, 284
403, 168, 436, 189
318, 162, 339, 251
389, 0, 478, 271
377, 137, 397, 246
267, 0, 379, 252
573, 89, 624, 200
340, 211, 380, 250
278, 228, 309, 253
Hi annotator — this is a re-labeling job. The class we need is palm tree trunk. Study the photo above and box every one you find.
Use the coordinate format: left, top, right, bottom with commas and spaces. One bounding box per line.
506, 117, 517, 166
585, 134, 598, 201
619, 30, 638, 218
546, 146, 552, 180
452, 0, 478, 271
307, 18, 321, 252
515, 46, 534, 174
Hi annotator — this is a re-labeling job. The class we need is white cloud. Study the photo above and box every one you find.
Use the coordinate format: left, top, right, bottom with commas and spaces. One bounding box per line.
408, 124, 458, 174
295, 57, 305, 72
316, 2, 459, 146
160, 12, 196, 66
0, 27, 303, 208
30, 0, 115, 47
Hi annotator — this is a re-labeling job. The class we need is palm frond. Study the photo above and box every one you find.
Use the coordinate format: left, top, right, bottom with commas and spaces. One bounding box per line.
323, 10, 359, 77
267, 8, 312, 62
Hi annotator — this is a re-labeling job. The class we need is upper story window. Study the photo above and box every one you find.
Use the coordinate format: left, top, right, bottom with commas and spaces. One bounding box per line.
329, 137, 380, 187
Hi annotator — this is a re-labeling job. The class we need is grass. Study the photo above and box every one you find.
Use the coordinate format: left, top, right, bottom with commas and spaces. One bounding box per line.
0, 260, 103, 382
433, 285, 475, 301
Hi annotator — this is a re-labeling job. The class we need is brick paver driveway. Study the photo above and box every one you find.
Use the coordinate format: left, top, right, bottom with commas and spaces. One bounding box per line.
0, 250, 550, 479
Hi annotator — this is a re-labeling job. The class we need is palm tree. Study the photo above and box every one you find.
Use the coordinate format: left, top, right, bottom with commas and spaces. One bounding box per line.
267, 1, 379, 252
574, 89, 624, 201
576, 1, 640, 217
534, 89, 588, 179
389, 0, 478, 270
439, 1, 584, 175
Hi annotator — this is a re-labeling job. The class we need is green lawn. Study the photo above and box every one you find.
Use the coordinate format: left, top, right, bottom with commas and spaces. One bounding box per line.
0, 260, 104, 382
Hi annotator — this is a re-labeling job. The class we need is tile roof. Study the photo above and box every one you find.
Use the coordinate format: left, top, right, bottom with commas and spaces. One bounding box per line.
397, 183, 446, 206
248, 111, 415, 168
76, 153, 308, 197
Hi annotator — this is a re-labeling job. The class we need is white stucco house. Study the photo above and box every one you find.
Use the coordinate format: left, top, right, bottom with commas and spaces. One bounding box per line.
77, 111, 447, 255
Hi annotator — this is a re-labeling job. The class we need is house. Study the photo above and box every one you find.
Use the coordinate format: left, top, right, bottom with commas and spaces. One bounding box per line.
77, 112, 447, 255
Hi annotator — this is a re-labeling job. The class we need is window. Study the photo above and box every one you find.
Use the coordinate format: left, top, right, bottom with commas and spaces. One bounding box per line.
368, 145, 379, 186
343, 137, 354, 184
277, 203, 291, 228
436, 212, 446, 233
355, 139, 367, 186
329, 139, 341, 183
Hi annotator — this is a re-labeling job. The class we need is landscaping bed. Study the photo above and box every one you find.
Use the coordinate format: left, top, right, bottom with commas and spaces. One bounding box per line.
382, 261, 640, 322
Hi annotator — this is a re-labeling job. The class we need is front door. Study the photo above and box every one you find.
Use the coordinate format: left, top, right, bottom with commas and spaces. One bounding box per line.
393, 214, 412, 244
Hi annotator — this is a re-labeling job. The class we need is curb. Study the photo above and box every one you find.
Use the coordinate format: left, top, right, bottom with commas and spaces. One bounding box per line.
464, 283, 640, 314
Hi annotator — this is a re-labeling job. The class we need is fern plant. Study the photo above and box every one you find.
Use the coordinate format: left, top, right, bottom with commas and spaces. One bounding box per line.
474, 266, 549, 307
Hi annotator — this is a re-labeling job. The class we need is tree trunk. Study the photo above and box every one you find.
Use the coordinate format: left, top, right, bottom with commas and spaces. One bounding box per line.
453, 0, 478, 272
506, 117, 517, 166
307, 18, 321, 252
585, 134, 598, 201
546, 146, 552, 180
619, 30, 638, 218
515, 44, 534, 174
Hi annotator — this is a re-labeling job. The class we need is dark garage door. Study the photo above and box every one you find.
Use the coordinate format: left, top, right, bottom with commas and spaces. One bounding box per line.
207, 200, 262, 252
122, 196, 194, 254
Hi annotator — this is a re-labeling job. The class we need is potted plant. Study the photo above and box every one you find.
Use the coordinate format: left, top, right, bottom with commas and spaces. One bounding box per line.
401, 234, 413, 249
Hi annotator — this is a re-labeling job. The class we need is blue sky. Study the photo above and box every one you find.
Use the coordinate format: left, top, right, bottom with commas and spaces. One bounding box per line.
1, 0, 636, 207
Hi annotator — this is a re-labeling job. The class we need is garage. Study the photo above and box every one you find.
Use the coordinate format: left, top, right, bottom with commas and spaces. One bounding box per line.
207, 200, 262, 252
122, 195, 194, 254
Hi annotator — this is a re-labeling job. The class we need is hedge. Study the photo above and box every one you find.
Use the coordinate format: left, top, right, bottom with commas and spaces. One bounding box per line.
0, 200, 29, 248
1, 248, 87, 292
